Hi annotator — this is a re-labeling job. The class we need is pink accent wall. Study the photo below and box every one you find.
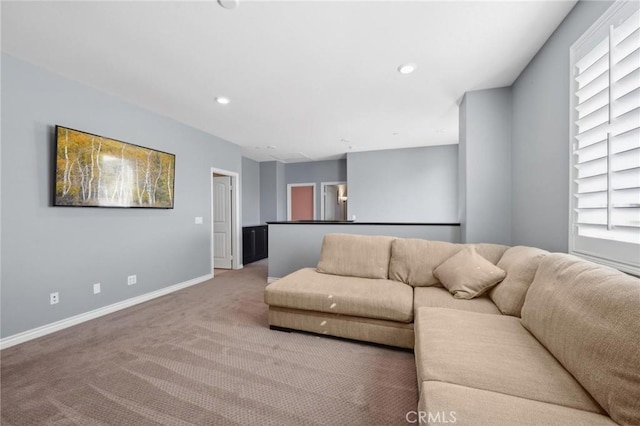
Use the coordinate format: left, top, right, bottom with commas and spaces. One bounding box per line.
291, 186, 314, 220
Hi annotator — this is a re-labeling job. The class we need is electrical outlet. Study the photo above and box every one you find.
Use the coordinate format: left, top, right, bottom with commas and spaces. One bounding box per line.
195, 216, 203, 224
127, 275, 137, 285
50, 292, 59, 305
93, 283, 101, 294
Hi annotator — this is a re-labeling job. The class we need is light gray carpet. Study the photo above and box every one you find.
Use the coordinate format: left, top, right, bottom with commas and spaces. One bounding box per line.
1, 260, 418, 425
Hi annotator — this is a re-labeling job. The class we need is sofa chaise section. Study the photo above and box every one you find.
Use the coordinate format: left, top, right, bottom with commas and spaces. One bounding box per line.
265, 234, 416, 348
265, 268, 413, 323
265, 268, 415, 348
268, 307, 415, 349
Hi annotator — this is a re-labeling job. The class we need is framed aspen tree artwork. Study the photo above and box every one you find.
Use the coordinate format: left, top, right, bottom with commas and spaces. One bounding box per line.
54, 126, 176, 208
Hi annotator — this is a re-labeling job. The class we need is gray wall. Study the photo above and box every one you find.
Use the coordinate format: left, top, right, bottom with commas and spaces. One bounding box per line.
241, 156, 261, 226
276, 161, 286, 221
259, 161, 286, 223
259, 162, 273, 223
510, 0, 613, 252
1, 54, 241, 338
259, 161, 277, 223
268, 223, 461, 279
347, 145, 458, 223
459, 88, 512, 245
458, 97, 468, 242
285, 159, 347, 220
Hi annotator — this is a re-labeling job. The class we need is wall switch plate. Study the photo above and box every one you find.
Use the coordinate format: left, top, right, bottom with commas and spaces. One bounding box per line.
93, 283, 101, 294
50, 292, 59, 305
127, 275, 137, 285
195, 217, 203, 224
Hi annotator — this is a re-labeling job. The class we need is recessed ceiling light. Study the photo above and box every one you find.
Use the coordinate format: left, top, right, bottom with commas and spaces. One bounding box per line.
215, 97, 230, 105
218, 0, 239, 10
397, 63, 417, 74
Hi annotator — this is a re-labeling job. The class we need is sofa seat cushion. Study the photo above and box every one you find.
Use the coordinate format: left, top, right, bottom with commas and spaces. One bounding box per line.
265, 268, 414, 323
316, 233, 395, 279
522, 253, 640, 426
413, 287, 501, 315
418, 381, 616, 426
414, 307, 604, 414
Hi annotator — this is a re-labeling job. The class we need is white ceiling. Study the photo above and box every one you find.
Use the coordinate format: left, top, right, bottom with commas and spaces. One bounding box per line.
1, 0, 577, 162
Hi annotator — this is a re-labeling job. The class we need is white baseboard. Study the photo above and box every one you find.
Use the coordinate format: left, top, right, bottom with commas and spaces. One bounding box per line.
267, 276, 280, 284
0, 273, 213, 350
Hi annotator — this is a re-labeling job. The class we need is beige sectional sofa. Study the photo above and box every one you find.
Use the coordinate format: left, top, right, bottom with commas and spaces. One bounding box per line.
264, 233, 640, 425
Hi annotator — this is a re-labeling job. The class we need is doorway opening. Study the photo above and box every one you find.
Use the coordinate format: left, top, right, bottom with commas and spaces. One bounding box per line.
320, 181, 347, 221
211, 168, 241, 273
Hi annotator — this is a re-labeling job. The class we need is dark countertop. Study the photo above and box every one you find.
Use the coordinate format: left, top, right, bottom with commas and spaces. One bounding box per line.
267, 221, 461, 226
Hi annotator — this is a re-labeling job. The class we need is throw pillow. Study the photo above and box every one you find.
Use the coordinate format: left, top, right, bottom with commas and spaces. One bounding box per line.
434, 247, 506, 299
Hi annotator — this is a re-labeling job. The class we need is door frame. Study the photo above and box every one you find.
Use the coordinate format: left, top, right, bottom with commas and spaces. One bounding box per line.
320, 181, 347, 220
287, 183, 316, 221
211, 168, 242, 273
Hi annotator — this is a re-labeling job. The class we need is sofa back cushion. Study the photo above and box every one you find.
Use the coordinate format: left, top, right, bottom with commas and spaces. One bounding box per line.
389, 239, 508, 287
316, 233, 395, 279
521, 253, 640, 425
388, 239, 461, 286
489, 246, 548, 317
469, 243, 509, 265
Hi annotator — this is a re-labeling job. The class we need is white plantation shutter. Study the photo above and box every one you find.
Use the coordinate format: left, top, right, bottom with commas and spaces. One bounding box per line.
570, 0, 640, 275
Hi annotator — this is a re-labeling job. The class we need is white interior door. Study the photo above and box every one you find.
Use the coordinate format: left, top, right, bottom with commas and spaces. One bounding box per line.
213, 175, 232, 269
324, 185, 338, 220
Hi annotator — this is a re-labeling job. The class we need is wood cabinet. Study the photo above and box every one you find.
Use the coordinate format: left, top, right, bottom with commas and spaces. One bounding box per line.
242, 225, 268, 265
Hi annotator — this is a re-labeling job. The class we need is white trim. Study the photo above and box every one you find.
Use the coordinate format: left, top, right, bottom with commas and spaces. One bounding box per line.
319, 181, 347, 220
0, 52, 3, 338
286, 183, 317, 220
568, 0, 640, 275
267, 276, 280, 284
571, 0, 627, 51
211, 168, 242, 271
0, 273, 213, 350
568, 29, 577, 265
572, 250, 639, 277
569, 21, 581, 270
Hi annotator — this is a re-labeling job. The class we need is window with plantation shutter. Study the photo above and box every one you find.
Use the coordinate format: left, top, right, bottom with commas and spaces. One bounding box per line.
570, 0, 640, 275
